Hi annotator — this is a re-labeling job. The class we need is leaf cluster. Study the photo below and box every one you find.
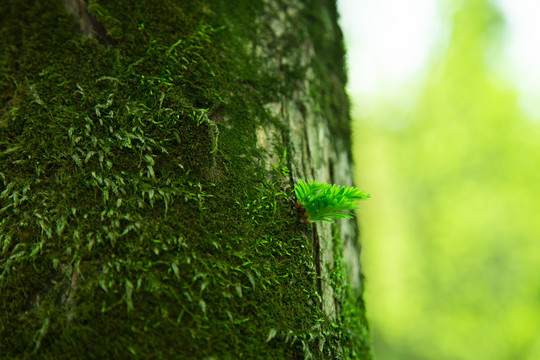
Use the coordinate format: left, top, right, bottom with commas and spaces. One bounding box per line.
294, 179, 370, 223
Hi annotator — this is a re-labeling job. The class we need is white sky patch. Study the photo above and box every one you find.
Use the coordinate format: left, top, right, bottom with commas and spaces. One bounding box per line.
337, 0, 540, 120
337, 0, 444, 98
494, 0, 540, 119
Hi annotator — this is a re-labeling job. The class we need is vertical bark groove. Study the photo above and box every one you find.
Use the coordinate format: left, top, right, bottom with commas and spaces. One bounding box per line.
62, 0, 115, 45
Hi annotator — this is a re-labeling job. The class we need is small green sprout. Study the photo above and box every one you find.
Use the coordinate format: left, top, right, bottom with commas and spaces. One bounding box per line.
294, 179, 370, 223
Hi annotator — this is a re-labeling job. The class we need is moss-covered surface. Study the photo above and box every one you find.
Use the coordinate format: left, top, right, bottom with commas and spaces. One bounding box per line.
0, 0, 371, 358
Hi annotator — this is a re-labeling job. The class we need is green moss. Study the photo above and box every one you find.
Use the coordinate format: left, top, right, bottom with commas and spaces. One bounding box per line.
0, 0, 371, 358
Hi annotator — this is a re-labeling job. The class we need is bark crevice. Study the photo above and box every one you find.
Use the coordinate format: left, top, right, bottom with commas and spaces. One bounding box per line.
62, 0, 115, 46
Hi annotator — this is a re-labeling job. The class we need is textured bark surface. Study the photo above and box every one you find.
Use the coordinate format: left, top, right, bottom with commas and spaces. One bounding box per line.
252, 0, 362, 321
61, 0, 115, 45
0, 0, 371, 358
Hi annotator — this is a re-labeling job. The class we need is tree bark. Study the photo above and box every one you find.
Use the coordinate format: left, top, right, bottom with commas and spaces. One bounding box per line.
0, 0, 371, 358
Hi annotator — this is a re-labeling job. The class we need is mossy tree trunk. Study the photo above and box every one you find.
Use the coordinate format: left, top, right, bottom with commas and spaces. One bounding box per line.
0, 0, 371, 358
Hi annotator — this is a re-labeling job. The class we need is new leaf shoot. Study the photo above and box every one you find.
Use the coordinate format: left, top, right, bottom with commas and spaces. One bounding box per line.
294, 179, 370, 223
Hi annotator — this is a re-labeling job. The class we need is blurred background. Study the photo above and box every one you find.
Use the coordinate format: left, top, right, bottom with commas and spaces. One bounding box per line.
337, 0, 540, 359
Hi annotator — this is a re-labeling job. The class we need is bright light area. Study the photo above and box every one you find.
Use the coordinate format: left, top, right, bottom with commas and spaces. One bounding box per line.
494, 0, 540, 119
338, 0, 540, 118
337, 0, 445, 98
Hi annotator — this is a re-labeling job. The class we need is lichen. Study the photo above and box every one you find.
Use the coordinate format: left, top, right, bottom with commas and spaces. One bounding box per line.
0, 0, 371, 358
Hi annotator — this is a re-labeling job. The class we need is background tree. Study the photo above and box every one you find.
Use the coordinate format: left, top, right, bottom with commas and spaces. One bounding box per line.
0, 0, 371, 358
356, 0, 540, 359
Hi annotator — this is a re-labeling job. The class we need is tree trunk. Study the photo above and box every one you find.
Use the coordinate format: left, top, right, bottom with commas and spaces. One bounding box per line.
0, 0, 371, 358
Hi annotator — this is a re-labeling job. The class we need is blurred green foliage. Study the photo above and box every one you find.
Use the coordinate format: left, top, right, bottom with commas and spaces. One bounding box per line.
354, 0, 540, 359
